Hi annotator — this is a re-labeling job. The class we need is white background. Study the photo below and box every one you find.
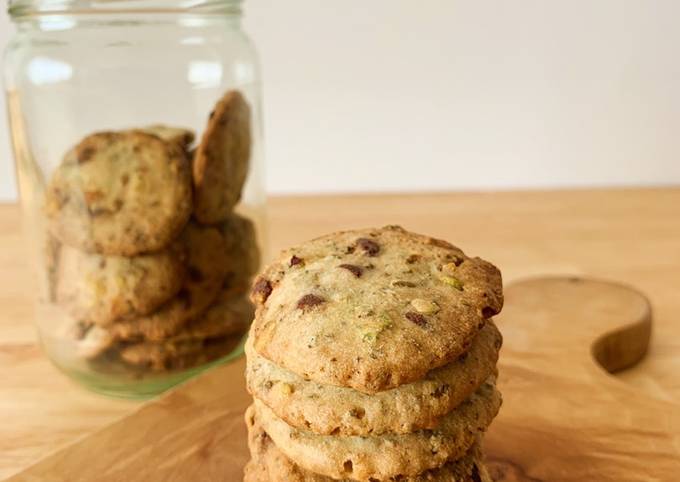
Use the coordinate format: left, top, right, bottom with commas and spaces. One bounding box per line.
1, 0, 680, 199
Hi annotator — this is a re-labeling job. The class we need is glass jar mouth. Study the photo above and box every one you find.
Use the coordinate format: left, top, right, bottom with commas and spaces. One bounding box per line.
8, 0, 243, 19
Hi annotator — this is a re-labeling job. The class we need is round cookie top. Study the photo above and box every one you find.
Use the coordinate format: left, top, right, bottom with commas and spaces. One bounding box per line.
250, 225, 503, 393
45, 131, 192, 256
192, 90, 252, 224
55, 241, 186, 326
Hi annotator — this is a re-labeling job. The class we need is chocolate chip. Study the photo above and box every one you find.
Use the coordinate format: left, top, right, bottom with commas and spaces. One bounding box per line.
356, 238, 380, 256
348, 407, 365, 419
431, 384, 450, 398
405, 311, 427, 327
187, 266, 204, 282
428, 237, 455, 250
177, 288, 192, 308
445, 253, 464, 266
406, 254, 421, 264
338, 264, 363, 277
264, 380, 273, 389
346, 245, 356, 254
297, 294, 325, 310
252, 277, 273, 303
289, 255, 303, 267
77, 146, 96, 163
392, 280, 416, 287
481, 306, 497, 318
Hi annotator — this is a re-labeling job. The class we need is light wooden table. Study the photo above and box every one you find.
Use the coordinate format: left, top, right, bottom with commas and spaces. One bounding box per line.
1, 189, 679, 479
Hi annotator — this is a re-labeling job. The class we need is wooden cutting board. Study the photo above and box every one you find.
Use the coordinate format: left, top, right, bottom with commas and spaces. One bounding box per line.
8, 277, 680, 482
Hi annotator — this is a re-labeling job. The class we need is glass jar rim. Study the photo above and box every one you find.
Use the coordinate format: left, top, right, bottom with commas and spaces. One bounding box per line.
8, 0, 243, 19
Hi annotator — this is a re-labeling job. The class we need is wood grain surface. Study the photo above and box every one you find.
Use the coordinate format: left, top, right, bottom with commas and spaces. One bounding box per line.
1, 188, 680, 479
7, 276, 680, 481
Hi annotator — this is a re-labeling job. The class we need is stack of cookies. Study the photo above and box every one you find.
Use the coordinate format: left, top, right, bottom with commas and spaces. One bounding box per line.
44, 90, 260, 374
244, 225, 504, 481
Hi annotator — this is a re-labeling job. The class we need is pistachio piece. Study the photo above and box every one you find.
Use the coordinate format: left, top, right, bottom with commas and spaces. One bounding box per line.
441, 262, 457, 276
410, 298, 440, 314
360, 313, 393, 343
441, 275, 464, 291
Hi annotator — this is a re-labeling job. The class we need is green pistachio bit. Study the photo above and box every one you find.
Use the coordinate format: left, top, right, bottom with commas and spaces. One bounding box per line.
441, 275, 464, 291
360, 314, 393, 343
379, 312, 393, 328
441, 262, 458, 276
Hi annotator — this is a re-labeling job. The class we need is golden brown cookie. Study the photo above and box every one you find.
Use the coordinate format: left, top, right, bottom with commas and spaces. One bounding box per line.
250, 225, 503, 393
117, 297, 251, 370
108, 222, 230, 341
220, 213, 261, 286
55, 241, 186, 326
172, 296, 253, 343
45, 131, 192, 256
192, 90, 252, 224
246, 321, 501, 436
119, 332, 244, 372
253, 379, 501, 481
110, 218, 251, 341
244, 405, 492, 482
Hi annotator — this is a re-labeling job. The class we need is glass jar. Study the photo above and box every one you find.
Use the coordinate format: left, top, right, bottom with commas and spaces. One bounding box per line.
3, 0, 265, 398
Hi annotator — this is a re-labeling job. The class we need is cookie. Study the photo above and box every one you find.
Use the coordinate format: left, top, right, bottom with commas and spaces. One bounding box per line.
244, 408, 491, 482
171, 296, 253, 343
45, 131, 192, 256
250, 225, 503, 393
246, 321, 501, 436
192, 90, 252, 224
55, 241, 186, 326
119, 332, 243, 372
118, 297, 252, 370
139, 125, 195, 149
108, 221, 231, 341
253, 379, 501, 481
220, 213, 261, 285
